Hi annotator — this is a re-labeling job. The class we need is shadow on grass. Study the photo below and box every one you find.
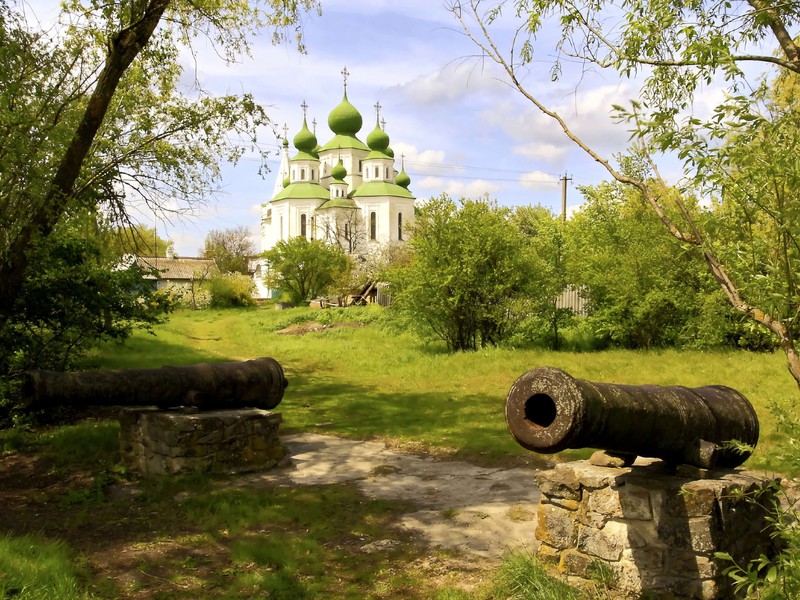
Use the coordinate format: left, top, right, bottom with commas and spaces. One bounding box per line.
84, 334, 236, 370
0, 471, 450, 599
282, 368, 543, 466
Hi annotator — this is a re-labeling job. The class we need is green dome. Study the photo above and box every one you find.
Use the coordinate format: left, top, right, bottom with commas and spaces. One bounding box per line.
385, 146, 395, 158
293, 118, 317, 154
328, 92, 363, 136
282, 137, 289, 148
396, 167, 411, 189
282, 175, 290, 188
331, 159, 347, 182
366, 118, 390, 153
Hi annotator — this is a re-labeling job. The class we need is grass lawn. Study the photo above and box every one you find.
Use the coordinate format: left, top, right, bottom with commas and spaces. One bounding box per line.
89, 304, 800, 475
3, 304, 797, 599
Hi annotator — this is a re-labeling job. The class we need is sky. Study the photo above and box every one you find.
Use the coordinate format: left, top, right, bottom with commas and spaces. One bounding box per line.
24, 0, 677, 255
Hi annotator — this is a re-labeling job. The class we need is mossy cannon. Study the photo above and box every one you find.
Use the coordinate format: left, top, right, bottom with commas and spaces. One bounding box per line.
23, 357, 287, 411
505, 367, 759, 469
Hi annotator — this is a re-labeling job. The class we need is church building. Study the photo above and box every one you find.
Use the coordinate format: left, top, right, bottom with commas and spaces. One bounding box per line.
260, 73, 415, 258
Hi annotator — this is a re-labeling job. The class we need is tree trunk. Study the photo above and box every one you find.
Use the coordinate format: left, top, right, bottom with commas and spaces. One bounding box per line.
0, 0, 170, 330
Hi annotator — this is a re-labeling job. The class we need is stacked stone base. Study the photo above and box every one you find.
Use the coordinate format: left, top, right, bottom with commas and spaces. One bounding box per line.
534, 460, 779, 599
119, 407, 285, 476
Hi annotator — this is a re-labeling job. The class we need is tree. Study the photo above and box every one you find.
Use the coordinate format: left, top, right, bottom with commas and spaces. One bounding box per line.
0, 0, 319, 333
568, 181, 735, 349
263, 237, 349, 304
513, 205, 572, 349
101, 223, 173, 259
202, 226, 256, 274
450, 1, 800, 388
0, 213, 171, 378
319, 209, 367, 255
389, 195, 536, 352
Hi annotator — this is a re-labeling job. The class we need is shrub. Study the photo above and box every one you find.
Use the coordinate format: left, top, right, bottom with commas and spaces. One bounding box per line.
208, 273, 256, 308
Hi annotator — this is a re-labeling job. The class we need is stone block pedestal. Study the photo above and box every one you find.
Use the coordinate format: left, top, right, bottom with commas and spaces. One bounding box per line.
534, 460, 780, 599
119, 407, 284, 476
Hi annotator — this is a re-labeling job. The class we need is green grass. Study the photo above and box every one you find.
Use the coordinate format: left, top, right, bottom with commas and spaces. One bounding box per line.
89, 305, 800, 474
488, 551, 583, 599
0, 535, 91, 600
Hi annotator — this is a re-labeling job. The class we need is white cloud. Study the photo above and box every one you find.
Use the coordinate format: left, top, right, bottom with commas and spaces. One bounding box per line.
519, 171, 559, 191
397, 64, 506, 106
514, 142, 568, 163
392, 142, 449, 172
415, 176, 503, 199
479, 83, 637, 167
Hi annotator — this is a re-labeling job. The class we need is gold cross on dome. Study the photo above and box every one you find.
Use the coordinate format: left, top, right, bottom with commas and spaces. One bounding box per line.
300, 100, 308, 119
341, 66, 350, 90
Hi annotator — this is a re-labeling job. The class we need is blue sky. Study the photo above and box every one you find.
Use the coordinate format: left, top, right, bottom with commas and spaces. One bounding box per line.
25, 0, 664, 255
152, 0, 658, 255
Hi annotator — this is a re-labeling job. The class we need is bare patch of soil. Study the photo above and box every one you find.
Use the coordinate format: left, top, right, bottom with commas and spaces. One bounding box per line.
277, 321, 364, 335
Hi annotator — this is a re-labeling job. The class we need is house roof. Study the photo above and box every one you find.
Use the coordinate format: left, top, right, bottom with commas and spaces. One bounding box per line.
135, 256, 219, 280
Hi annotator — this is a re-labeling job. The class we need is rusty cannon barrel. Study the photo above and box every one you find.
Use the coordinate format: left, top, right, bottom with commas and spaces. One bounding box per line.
505, 367, 759, 469
23, 357, 287, 411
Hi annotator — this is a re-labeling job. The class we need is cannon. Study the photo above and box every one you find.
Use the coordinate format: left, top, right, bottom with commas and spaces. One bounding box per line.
23, 357, 287, 411
505, 367, 759, 469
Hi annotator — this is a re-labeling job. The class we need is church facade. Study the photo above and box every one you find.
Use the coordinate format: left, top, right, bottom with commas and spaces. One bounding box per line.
260, 80, 415, 259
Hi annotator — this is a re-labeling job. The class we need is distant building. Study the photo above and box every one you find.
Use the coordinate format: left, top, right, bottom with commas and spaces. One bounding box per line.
261, 74, 415, 258
133, 255, 219, 292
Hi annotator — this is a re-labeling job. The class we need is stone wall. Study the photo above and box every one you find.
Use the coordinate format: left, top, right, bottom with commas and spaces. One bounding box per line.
119, 407, 284, 476
534, 460, 780, 599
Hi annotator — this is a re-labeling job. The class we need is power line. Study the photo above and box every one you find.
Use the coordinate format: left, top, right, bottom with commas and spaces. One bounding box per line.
407, 171, 559, 185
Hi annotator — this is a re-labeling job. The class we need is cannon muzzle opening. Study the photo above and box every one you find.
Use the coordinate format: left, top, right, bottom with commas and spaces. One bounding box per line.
506, 367, 759, 469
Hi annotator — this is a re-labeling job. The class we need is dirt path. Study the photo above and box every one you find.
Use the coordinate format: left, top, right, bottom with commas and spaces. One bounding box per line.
243, 433, 542, 560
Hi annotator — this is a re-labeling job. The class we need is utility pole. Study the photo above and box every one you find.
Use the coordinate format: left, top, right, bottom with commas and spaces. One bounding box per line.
560, 173, 572, 221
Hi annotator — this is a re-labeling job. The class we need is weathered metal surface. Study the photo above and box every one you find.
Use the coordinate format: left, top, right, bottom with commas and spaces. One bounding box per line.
23, 357, 287, 411
505, 367, 759, 469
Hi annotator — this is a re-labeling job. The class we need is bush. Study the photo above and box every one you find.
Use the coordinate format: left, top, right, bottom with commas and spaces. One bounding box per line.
170, 286, 212, 310
208, 273, 255, 308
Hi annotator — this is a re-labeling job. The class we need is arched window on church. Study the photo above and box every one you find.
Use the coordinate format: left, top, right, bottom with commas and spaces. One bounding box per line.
397, 212, 403, 241
374, 166, 379, 178
385, 167, 389, 179
310, 216, 315, 240
300, 213, 307, 239
311, 168, 315, 180
370, 211, 377, 240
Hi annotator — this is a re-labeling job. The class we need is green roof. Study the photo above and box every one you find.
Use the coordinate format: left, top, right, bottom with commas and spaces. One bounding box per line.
328, 92, 363, 136
318, 198, 358, 210
290, 151, 319, 162
293, 118, 317, 153
331, 159, 347, 181
320, 134, 369, 152
352, 181, 414, 199
396, 168, 411, 189
366, 119, 390, 152
272, 182, 329, 202
364, 150, 391, 161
